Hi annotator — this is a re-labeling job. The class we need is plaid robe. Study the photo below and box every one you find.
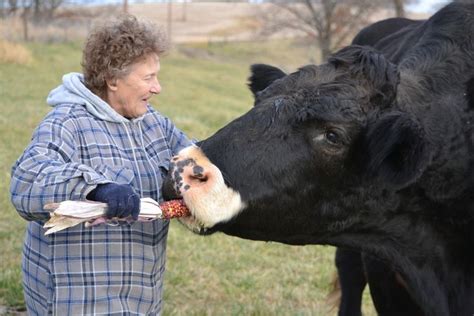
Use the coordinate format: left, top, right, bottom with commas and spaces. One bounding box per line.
11, 100, 191, 315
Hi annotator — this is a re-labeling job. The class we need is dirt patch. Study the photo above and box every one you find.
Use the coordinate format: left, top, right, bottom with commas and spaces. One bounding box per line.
129, 2, 293, 43
0, 3, 302, 43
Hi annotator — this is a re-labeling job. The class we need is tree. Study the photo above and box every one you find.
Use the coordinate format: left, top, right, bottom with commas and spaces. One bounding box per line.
24, 0, 64, 22
393, 0, 405, 17
258, 0, 410, 62
7, 0, 18, 14
21, 0, 32, 40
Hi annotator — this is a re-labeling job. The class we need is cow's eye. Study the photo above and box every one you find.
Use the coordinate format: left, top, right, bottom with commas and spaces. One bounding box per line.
325, 130, 341, 145
309, 127, 347, 151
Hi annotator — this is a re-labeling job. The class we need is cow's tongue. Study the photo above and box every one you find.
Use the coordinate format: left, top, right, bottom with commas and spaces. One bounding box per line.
159, 199, 190, 218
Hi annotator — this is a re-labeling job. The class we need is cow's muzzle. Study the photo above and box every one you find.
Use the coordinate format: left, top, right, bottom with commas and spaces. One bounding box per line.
163, 145, 246, 233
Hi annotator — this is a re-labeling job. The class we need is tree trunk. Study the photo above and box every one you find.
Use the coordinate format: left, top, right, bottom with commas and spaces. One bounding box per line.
181, 0, 187, 22
167, 0, 172, 42
8, 0, 18, 15
123, 0, 128, 13
393, 0, 405, 17
33, 0, 40, 22
22, 7, 29, 41
320, 37, 332, 62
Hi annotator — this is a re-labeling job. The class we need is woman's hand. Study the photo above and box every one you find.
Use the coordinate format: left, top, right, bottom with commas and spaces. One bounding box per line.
87, 183, 140, 220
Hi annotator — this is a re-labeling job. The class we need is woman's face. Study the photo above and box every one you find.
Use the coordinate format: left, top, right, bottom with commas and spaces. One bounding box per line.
106, 53, 161, 118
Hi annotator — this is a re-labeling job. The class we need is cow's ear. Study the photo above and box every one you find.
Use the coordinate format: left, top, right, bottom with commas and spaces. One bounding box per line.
328, 45, 399, 108
362, 112, 431, 188
248, 64, 286, 97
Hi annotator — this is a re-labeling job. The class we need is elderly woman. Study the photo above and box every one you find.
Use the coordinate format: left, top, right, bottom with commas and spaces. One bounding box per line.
10, 15, 191, 315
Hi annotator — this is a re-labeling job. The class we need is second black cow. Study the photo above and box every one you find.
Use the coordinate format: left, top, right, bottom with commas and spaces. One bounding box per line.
334, 14, 425, 316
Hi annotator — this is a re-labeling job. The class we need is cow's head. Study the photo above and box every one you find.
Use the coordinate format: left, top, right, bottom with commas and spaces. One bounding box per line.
163, 45, 431, 245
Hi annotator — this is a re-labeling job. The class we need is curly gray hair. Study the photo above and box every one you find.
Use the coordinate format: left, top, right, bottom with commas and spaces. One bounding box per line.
82, 14, 168, 97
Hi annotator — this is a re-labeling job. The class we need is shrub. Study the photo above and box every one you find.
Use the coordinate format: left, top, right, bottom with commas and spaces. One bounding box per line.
0, 40, 33, 65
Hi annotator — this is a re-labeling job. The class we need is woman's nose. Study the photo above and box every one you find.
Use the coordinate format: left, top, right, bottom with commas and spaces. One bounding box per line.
151, 78, 161, 94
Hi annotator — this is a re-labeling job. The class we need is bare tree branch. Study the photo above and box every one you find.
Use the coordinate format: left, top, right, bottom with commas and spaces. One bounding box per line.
257, 0, 411, 62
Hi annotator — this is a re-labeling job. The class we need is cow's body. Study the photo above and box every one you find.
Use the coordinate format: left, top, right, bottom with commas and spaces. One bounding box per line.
163, 3, 474, 315
351, 17, 421, 49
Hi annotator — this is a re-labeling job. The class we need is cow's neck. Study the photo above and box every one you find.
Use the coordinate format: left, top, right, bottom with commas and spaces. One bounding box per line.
326, 205, 474, 316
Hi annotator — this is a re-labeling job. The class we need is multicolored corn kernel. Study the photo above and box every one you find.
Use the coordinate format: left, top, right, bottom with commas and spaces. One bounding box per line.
159, 199, 190, 218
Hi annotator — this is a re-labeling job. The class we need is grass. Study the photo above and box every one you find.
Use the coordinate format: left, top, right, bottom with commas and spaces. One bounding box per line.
0, 39, 376, 315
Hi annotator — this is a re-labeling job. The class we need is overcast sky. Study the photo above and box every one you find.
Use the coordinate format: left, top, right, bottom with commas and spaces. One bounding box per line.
407, 0, 451, 13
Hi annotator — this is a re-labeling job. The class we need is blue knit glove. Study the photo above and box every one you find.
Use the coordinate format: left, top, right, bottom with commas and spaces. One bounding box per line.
87, 183, 140, 220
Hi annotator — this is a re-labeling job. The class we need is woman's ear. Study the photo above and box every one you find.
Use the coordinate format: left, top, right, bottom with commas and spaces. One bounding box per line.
106, 78, 118, 92
361, 111, 431, 189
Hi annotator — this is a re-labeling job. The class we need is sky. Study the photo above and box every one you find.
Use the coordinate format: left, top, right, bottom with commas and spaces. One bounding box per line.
63, 0, 453, 13
407, 0, 451, 13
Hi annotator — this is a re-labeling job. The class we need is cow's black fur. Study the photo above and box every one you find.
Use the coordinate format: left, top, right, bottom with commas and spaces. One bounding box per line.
166, 3, 474, 315
337, 15, 428, 316
334, 248, 366, 316
351, 17, 421, 48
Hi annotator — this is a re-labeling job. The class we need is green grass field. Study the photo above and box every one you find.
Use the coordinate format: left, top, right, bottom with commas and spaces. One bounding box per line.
0, 40, 376, 315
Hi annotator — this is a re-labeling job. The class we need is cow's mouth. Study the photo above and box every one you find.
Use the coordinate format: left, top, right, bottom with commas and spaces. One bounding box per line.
164, 145, 246, 233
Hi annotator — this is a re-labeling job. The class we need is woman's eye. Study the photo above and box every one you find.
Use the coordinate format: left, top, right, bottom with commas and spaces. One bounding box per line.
325, 131, 340, 144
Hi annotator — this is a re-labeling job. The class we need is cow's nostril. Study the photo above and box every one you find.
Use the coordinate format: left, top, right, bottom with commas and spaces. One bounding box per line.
187, 173, 208, 183
186, 165, 209, 183
178, 162, 212, 189
197, 175, 208, 182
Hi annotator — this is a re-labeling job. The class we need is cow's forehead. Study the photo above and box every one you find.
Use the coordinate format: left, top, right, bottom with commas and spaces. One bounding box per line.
256, 78, 369, 125
254, 64, 334, 102
261, 64, 371, 107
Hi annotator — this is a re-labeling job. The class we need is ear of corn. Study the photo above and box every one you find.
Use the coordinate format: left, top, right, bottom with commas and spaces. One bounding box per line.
43, 198, 190, 235
160, 199, 190, 218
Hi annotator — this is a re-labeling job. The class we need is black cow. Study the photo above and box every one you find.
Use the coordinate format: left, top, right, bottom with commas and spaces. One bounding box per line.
163, 3, 474, 316
351, 17, 421, 48
334, 15, 426, 316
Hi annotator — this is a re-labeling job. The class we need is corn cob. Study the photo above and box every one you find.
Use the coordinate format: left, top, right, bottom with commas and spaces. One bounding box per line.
159, 199, 190, 218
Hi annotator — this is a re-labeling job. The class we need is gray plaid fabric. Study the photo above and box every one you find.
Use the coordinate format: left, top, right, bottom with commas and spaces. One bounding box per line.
11, 97, 191, 314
